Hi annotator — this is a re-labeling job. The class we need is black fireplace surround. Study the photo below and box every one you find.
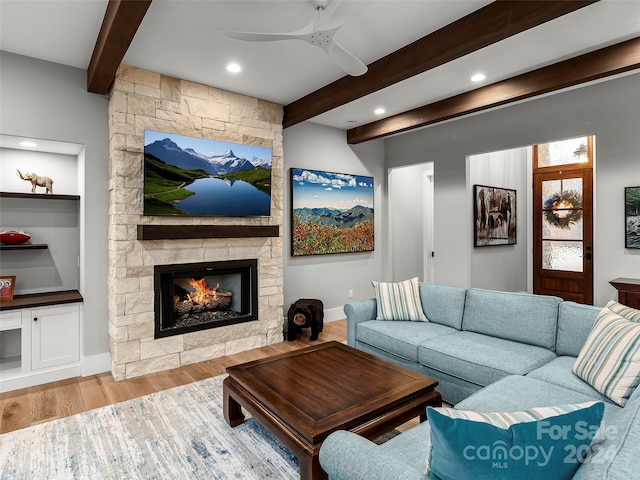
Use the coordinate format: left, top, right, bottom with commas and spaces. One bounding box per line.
154, 259, 258, 338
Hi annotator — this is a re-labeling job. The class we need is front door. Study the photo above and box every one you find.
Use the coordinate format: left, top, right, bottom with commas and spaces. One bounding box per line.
533, 136, 594, 304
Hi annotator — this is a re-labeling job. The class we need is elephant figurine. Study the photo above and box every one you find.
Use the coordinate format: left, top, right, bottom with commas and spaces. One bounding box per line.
17, 169, 54, 194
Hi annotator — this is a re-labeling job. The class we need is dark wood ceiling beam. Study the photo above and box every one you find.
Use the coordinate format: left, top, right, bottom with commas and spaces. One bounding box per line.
87, 0, 152, 94
283, 0, 598, 128
346, 37, 640, 144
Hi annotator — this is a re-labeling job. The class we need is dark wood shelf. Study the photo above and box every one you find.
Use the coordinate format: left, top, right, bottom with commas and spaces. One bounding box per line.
0, 244, 48, 251
0, 191, 80, 201
610, 278, 640, 310
0, 290, 83, 311
137, 224, 280, 240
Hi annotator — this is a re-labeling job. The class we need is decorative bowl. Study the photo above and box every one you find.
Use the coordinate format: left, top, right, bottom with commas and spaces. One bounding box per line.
0, 230, 31, 245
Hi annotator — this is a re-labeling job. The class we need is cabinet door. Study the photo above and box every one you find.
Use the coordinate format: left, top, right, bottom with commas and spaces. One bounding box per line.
31, 304, 80, 370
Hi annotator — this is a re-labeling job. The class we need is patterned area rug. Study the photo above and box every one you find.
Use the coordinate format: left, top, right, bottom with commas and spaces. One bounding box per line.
0, 375, 299, 479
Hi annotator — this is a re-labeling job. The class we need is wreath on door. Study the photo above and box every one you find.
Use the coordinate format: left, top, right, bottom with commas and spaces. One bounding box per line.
543, 190, 583, 229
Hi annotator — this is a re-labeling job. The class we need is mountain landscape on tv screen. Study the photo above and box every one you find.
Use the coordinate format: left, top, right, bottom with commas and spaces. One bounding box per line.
143, 136, 272, 216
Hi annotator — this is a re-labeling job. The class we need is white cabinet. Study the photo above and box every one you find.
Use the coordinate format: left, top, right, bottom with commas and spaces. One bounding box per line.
0, 303, 81, 392
31, 304, 80, 370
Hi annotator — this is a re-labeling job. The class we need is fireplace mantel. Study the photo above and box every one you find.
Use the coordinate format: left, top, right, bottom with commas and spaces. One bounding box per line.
137, 225, 279, 240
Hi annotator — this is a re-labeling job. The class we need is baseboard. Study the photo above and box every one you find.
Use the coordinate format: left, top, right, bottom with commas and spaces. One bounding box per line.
0, 364, 82, 393
324, 307, 345, 322
82, 352, 111, 376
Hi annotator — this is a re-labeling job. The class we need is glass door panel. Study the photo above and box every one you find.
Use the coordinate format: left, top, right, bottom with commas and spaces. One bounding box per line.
536, 136, 589, 168
542, 241, 583, 272
541, 177, 584, 271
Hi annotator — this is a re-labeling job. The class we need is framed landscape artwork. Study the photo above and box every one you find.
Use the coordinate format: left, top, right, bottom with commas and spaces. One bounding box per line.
474, 185, 517, 247
143, 130, 272, 216
290, 168, 374, 256
626, 186, 640, 249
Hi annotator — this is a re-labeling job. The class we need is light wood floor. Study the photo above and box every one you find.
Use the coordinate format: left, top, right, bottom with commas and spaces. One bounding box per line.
0, 320, 347, 434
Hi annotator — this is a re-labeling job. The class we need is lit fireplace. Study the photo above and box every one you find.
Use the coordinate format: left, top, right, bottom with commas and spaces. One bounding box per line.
154, 260, 258, 338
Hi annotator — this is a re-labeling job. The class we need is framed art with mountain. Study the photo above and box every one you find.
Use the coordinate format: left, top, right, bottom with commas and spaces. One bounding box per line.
143, 130, 272, 216
290, 168, 374, 256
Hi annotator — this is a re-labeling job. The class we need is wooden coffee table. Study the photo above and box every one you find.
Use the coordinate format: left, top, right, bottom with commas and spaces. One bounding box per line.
223, 341, 441, 480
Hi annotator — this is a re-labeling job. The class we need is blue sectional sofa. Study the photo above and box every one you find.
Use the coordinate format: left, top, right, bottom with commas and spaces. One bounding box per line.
319, 284, 640, 479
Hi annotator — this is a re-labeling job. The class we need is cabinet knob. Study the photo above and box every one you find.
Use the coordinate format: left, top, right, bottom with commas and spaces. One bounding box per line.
33, 317, 38, 322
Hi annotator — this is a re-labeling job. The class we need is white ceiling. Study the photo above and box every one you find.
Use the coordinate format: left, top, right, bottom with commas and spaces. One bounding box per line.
1, 0, 639, 130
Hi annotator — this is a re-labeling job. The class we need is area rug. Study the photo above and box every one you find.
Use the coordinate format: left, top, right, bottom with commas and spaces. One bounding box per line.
0, 375, 298, 479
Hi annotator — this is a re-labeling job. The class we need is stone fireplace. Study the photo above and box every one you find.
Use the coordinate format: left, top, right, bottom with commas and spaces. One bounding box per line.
107, 65, 284, 381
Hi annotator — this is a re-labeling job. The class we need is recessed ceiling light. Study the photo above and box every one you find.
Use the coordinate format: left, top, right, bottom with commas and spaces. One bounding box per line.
226, 63, 242, 73
19, 141, 37, 148
471, 73, 486, 82
374, 107, 385, 115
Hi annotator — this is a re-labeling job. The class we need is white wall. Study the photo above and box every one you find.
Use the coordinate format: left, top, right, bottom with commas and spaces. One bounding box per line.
0, 149, 78, 194
0, 52, 110, 356
468, 147, 528, 292
385, 72, 640, 306
283, 122, 386, 318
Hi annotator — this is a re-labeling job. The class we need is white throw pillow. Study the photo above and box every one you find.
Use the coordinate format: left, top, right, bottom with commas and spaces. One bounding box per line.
606, 299, 640, 322
573, 306, 640, 406
371, 277, 427, 321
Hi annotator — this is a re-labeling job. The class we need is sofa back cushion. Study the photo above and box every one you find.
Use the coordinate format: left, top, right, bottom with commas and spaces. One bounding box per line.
461, 288, 562, 349
419, 283, 467, 330
556, 301, 600, 356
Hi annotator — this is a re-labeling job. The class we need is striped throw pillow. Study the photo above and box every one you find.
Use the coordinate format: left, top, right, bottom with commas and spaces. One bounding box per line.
372, 277, 427, 321
426, 402, 604, 480
606, 299, 640, 322
572, 306, 640, 406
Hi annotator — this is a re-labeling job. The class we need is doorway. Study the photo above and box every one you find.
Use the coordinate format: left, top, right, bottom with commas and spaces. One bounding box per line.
532, 136, 594, 304
388, 163, 434, 283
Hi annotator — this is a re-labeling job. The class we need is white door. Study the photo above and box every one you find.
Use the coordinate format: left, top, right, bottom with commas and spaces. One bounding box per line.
31, 304, 80, 370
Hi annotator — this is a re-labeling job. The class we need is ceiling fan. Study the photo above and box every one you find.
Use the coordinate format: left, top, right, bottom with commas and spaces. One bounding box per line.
220, 0, 370, 76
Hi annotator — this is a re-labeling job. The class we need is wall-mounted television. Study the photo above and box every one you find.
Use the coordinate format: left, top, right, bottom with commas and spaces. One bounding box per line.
143, 130, 272, 217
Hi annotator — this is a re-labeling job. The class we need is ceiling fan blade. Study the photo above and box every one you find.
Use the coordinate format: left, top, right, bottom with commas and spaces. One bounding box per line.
220, 31, 298, 42
328, 38, 367, 76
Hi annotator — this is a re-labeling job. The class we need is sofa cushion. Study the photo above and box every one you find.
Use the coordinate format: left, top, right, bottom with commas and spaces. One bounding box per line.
573, 307, 640, 407
455, 375, 622, 420
417, 331, 556, 387
426, 401, 604, 480
356, 320, 456, 363
526, 356, 613, 404
557, 301, 600, 356
419, 283, 467, 329
571, 383, 640, 479
461, 288, 562, 349
372, 277, 427, 321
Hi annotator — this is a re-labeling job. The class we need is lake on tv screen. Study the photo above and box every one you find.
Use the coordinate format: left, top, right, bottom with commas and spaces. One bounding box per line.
178, 177, 270, 216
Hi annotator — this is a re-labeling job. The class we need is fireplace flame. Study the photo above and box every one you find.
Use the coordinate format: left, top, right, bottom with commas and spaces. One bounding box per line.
188, 278, 220, 305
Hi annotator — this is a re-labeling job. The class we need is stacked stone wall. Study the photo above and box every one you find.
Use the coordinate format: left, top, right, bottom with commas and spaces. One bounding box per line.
108, 65, 284, 380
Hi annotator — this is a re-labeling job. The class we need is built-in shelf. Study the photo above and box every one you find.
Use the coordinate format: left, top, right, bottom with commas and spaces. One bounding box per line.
0, 355, 21, 372
137, 224, 280, 240
0, 191, 80, 201
0, 244, 48, 251
0, 290, 83, 311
